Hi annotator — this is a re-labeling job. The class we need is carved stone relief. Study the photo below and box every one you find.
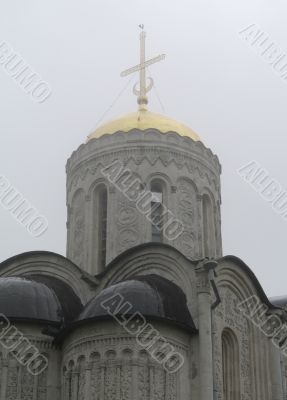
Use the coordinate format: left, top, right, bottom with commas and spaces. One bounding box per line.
67, 145, 220, 196
212, 288, 251, 400
175, 179, 197, 259
2, 353, 48, 400
116, 198, 140, 253
62, 336, 183, 400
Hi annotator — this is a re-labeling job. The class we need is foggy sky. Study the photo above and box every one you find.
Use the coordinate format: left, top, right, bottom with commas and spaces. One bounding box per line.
0, 0, 286, 296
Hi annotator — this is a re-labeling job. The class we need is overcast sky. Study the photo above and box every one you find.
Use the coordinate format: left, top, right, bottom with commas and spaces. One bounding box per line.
0, 0, 286, 297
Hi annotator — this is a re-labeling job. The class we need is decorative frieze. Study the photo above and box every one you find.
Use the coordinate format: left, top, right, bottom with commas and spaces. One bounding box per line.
62, 332, 187, 400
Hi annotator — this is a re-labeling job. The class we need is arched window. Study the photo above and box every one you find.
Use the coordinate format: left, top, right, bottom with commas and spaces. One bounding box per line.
202, 194, 216, 258
92, 184, 108, 272
77, 356, 86, 397
67, 360, 75, 400
150, 181, 164, 242
97, 185, 108, 270
71, 189, 85, 268
222, 329, 240, 400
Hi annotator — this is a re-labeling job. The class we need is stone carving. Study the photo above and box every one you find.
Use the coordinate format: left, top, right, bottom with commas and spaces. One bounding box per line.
66, 130, 222, 268
166, 372, 177, 400
196, 270, 210, 294
154, 367, 165, 400
118, 228, 139, 251
90, 353, 101, 400
138, 352, 150, 400
118, 206, 138, 226
176, 179, 197, 259
37, 365, 48, 400
21, 367, 34, 400
6, 358, 17, 400
180, 232, 195, 257
0, 351, 49, 400
104, 351, 117, 400
178, 183, 194, 221
212, 288, 251, 400
117, 198, 140, 253
120, 363, 132, 399
67, 142, 221, 195
120, 350, 133, 400
63, 342, 179, 400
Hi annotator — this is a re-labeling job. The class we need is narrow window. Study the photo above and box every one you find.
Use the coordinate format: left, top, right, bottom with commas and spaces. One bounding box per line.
150, 181, 164, 243
98, 186, 108, 269
202, 194, 215, 257
222, 329, 240, 400
67, 361, 74, 400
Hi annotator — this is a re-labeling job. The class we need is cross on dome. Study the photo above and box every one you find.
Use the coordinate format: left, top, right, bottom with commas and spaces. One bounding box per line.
120, 26, 166, 110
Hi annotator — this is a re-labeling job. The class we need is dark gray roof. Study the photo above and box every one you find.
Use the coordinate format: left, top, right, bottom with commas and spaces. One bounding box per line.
0, 277, 62, 324
77, 274, 196, 332
0, 251, 84, 327
24, 274, 83, 323
269, 295, 287, 309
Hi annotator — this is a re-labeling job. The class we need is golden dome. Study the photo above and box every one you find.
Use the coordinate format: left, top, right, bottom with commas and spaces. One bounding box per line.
87, 110, 201, 142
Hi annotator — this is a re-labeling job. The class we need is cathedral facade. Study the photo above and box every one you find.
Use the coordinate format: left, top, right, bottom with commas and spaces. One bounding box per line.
1, 32, 287, 400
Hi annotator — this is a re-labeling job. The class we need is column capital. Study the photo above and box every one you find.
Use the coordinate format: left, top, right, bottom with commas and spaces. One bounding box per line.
195, 261, 214, 294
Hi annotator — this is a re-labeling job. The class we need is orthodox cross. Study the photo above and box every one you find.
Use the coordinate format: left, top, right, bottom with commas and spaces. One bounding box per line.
120, 26, 166, 110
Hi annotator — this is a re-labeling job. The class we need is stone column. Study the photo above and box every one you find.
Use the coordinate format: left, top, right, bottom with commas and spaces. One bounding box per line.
116, 362, 121, 399
84, 362, 92, 400
63, 372, 70, 400
67, 372, 72, 400
100, 364, 105, 398
196, 266, 213, 400
32, 375, 38, 400
72, 368, 80, 400
85, 194, 93, 274
196, 194, 203, 259
215, 200, 223, 257
16, 364, 21, 399
270, 341, 283, 400
0, 359, 8, 399
47, 352, 61, 400
107, 185, 116, 265
131, 360, 138, 400
149, 364, 155, 398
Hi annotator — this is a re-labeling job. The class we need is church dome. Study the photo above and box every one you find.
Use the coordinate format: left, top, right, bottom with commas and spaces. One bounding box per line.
0, 277, 62, 324
87, 109, 201, 142
77, 275, 196, 332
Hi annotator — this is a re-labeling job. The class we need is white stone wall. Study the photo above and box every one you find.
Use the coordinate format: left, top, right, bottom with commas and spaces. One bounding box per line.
0, 323, 61, 400
66, 130, 222, 274
214, 258, 283, 400
61, 320, 192, 400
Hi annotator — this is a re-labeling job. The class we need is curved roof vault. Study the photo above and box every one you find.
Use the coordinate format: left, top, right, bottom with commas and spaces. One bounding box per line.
0, 250, 96, 304
0, 246, 284, 341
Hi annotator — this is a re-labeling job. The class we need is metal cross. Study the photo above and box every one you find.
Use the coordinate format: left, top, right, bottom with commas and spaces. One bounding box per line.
120, 26, 166, 110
